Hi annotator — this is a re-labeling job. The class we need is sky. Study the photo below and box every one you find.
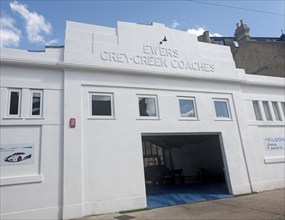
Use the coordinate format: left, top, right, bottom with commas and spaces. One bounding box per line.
0, 0, 284, 50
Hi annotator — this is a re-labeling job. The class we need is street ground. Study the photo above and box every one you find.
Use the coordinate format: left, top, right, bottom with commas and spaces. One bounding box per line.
76, 188, 285, 220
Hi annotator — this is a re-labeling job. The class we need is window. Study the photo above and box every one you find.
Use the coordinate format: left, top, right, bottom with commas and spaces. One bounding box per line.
262, 101, 273, 121
142, 141, 164, 167
30, 90, 43, 117
272, 102, 282, 121
281, 102, 285, 117
252, 101, 263, 121
178, 97, 197, 119
90, 93, 114, 118
214, 99, 231, 119
233, 41, 239, 48
138, 95, 158, 118
8, 89, 21, 117
213, 39, 225, 45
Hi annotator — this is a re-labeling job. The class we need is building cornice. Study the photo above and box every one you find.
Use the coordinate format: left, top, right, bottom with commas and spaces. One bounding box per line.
58, 62, 285, 88
1, 57, 284, 88
0, 57, 61, 69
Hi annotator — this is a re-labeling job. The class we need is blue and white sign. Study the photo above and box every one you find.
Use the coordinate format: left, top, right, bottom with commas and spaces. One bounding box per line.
264, 137, 285, 151
0, 144, 35, 166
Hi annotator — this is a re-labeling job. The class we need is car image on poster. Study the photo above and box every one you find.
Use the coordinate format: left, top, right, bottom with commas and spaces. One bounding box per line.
0, 144, 35, 166
4, 152, 32, 162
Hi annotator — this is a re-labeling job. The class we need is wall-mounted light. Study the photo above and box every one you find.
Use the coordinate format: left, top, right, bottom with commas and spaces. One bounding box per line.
160, 36, 167, 44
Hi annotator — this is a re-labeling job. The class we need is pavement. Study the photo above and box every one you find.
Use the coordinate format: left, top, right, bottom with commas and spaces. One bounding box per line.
76, 188, 285, 220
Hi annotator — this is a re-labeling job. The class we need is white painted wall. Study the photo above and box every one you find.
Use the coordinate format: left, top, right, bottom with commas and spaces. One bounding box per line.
0, 20, 284, 220
240, 80, 285, 192
0, 61, 64, 219
62, 69, 251, 218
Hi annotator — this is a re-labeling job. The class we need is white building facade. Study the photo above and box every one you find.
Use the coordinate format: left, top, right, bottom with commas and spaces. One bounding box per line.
0, 21, 284, 220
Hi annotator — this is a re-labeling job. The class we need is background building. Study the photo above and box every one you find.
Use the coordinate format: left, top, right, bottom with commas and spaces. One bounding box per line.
198, 20, 285, 78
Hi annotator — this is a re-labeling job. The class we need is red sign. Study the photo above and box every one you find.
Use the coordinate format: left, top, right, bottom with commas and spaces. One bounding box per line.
70, 118, 76, 128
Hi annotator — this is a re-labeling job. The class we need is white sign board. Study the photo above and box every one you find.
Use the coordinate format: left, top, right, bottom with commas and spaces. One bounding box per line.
0, 144, 35, 166
264, 137, 285, 151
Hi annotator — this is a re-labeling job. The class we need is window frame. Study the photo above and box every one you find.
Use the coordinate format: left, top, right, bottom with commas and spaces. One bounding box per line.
89, 92, 114, 119
177, 96, 198, 120
281, 102, 285, 118
272, 101, 282, 121
7, 88, 22, 118
262, 101, 273, 121
137, 94, 159, 119
29, 90, 43, 118
143, 141, 164, 167
213, 98, 232, 120
252, 100, 263, 121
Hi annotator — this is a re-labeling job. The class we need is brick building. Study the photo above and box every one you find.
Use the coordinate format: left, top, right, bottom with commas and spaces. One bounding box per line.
198, 20, 285, 78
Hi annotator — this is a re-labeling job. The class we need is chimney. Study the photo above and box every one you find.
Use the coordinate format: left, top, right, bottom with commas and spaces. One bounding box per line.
234, 19, 250, 43
198, 31, 211, 43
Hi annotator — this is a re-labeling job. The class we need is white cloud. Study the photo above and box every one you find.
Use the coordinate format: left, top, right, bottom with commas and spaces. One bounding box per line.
10, 1, 56, 45
187, 27, 223, 37
210, 32, 223, 37
171, 20, 180, 29
0, 14, 21, 47
46, 39, 59, 46
187, 27, 207, 36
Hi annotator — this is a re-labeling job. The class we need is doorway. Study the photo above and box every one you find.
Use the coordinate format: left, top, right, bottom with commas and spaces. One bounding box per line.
142, 133, 232, 208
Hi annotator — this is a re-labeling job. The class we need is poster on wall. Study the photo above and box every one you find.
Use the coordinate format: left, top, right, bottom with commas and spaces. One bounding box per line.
0, 144, 35, 166
264, 137, 285, 151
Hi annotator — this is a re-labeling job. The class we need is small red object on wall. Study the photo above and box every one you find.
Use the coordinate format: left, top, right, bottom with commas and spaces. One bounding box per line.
70, 118, 76, 128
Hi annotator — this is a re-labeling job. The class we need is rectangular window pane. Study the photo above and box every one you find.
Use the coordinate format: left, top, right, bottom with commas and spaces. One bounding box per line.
281, 102, 285, 117
139, 97, 157, 117
214, 100, 230, 118
179, 99, 196, 117
272, 102, 282, 121
32, 93, 41, 116
262, 101, 272, 121
9, 91, 19, 115
92, 95, 112, 116
213, 40, 225, 45
252, 101, 263, 121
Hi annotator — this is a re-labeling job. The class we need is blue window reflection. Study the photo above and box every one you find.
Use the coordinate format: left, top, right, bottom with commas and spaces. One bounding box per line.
179, 99, 195, 117
214, 100, 230, 118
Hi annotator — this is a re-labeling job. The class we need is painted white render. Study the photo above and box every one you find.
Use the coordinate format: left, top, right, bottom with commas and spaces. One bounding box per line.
0, 21, 284, 220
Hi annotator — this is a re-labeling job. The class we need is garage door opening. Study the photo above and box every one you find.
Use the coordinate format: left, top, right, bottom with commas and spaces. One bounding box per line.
142, 134, 233, 208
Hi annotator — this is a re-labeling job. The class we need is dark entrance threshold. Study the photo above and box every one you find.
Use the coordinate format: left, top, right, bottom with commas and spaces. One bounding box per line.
146, 182, 233, 209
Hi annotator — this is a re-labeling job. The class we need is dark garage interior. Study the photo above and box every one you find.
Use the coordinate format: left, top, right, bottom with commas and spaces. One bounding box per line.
142, 134, 233, 208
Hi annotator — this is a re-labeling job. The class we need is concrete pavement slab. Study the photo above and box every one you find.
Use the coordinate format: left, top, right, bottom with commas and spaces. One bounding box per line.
75, 188, 285, 220
218, 188, 285, 216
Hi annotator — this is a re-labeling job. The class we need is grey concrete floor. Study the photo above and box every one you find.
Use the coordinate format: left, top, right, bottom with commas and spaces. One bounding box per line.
76, 188, 285, 220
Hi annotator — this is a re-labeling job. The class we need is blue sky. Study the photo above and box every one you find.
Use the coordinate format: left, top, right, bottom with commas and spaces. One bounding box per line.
1, 0, 284, 50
